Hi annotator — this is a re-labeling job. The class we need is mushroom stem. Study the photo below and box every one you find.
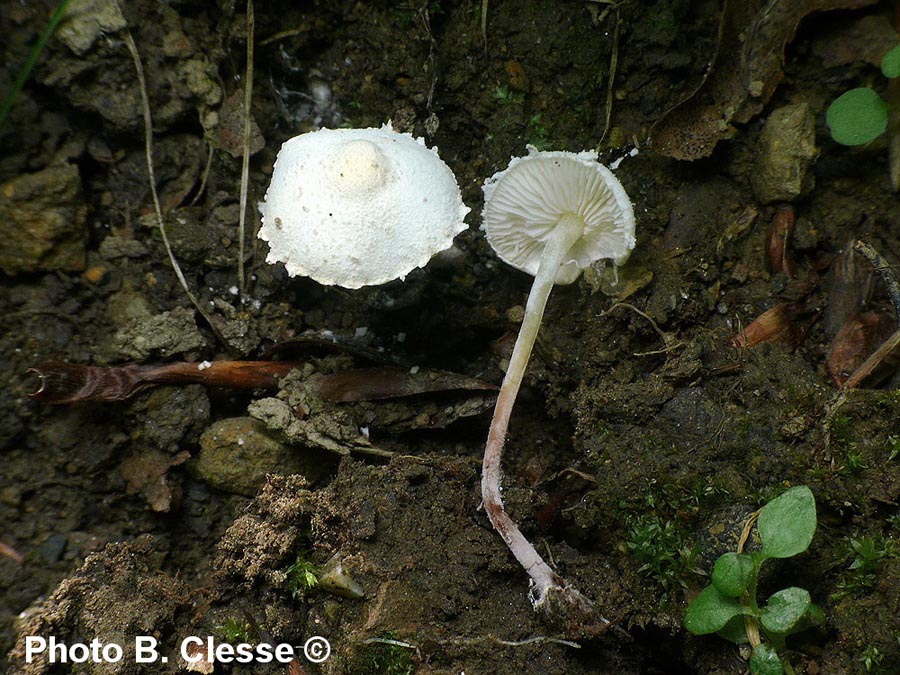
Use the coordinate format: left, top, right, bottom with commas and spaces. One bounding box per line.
482, 212, 592, 613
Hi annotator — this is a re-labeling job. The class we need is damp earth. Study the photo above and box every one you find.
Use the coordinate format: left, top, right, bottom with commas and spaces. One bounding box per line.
2, 1, 900, 673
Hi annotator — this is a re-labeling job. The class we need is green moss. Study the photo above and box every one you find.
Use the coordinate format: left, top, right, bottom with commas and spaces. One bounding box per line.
527, 113, 551, 150
874, 390, 900, 412
624, 514, 699, 595
217, 617, 251, 645
359, 634, 416, 675
830, 413, 854, 446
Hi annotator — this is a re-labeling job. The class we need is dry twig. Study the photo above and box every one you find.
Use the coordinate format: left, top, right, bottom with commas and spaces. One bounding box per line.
852, 240, 900, 321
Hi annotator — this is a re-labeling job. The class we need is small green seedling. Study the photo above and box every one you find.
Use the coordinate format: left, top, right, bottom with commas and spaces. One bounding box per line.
493, 85, 524, 106
685, 486, 823, 675
834, 534, 896, 598
826, 44, 900, 146
285, 555, 319, 598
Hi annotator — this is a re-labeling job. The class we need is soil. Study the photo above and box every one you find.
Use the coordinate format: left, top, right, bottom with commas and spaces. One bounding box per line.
2, 0, 900, 674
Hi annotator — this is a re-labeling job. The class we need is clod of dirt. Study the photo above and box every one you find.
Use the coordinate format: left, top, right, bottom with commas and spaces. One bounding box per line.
752, 103, 818, 204
208, 90, 265, 158
113, 307, 208, 361
0, 164, 87, 274
249, 390, 383, 458
120, 448, 190, 512
104, 290, 154, 330
192, 417, 332, 496
7, 538, 191, 675
128, 385, 210, 451
583, 261, 654, 300
249, 364, 495, 457
215, 474, 315, 588
208, 300, 261, 356
97, 236, 149, 261
56, 0, 127, 56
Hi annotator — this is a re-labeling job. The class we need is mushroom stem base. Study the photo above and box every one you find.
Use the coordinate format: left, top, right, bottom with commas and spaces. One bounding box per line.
481, 213, 594, 616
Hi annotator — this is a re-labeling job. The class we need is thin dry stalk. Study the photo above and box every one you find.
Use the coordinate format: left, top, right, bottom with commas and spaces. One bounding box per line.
189, 143, 214, 207
238, 0, 255, 298
737, 510, 762, 650
596, 1, 622, 148
0, 538, 23, 564
841, 327, 900, 389
123, 29, 228, 348
852, 240, 900, 320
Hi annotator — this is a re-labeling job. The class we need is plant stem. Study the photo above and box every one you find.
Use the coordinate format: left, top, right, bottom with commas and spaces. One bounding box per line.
481, 212, 592, 613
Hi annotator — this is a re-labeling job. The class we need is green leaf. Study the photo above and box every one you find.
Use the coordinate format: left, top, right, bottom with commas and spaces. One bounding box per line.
759, 486, 817, 559
882, 44, 900, 78
826, 88, 888, 146
750, 643, 784, 675
716, 614, 750, 644
685, 585, 745, 635
712, 552, 755, 598
761, 587, 811, 635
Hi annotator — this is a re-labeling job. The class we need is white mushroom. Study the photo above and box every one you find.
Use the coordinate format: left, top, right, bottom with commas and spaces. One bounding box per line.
259, 123, 469, 289
481, 146, 636, 613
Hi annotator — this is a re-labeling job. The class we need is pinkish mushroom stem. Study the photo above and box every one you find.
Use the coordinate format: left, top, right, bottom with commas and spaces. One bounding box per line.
482, 212, 592, 613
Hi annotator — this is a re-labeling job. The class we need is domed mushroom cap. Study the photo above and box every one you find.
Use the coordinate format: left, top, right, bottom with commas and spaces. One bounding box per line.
260, 124, 469, 289
482, 146, 635, 284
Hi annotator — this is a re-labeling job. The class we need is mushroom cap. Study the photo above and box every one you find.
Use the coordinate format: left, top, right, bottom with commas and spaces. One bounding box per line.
482, 146, 636, 285
259, 123, 469, 289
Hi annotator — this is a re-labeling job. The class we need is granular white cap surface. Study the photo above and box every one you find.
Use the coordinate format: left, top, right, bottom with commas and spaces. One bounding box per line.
482, 145, 635, 284
260, 123, 469, 289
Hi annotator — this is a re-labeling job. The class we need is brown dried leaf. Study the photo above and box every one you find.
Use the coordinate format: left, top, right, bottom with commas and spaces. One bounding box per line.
768, 205, 796, 279
309, 367, 497, 402
716, 205, 758, 258
29, 361, 495, 412
827, 312, 897, 386
651, 0, 877, 160
28, 360, 297, 404
733, 303, 804, 349
811, 14, 898, 69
